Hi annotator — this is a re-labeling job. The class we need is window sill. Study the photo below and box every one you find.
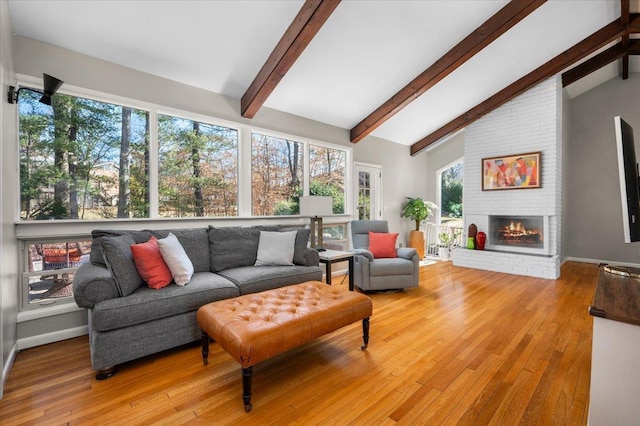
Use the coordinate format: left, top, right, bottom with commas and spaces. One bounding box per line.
17, 302, 85, 323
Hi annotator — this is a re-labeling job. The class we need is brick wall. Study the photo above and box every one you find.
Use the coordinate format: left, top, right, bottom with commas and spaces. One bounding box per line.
454, 76, 562, 278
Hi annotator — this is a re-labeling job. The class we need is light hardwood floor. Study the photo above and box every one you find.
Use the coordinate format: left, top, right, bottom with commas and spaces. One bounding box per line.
0, 261, 598, 425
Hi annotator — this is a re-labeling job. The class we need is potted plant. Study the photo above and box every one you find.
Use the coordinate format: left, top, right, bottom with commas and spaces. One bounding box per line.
402, 197, 437, 259
438, 229, 461, 260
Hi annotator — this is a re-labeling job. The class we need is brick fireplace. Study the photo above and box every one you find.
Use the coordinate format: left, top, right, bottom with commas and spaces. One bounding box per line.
452, 76, 562, 279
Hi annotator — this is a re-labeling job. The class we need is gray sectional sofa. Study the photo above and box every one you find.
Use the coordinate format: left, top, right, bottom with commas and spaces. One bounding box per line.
72, 225, 322, 379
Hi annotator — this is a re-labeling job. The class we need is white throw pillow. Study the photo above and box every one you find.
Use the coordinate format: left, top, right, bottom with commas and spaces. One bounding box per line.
157, 233, 194, 286
255, 231, 297, 266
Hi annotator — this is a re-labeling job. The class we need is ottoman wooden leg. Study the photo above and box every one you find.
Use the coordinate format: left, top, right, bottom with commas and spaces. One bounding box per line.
242, 367, 253, 412
201, 331, 210, 365
361, 317, 370, 350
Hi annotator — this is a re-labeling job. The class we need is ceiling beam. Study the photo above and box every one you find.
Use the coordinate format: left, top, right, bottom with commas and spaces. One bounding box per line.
628, 38, 640, 54
629, 13, 640, 32
561, 43, 626, 86
349, 0, 547, 144
241, 0, 340, 118
621, 0, 630, 79
410, 19, 625, 156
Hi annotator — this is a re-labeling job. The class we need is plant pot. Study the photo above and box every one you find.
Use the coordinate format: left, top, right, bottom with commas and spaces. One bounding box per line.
408, 230, 425, 260
438, 246, 450, 260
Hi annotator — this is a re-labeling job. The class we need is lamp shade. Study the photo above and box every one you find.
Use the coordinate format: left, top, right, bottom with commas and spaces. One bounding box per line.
299, 196, 333, 217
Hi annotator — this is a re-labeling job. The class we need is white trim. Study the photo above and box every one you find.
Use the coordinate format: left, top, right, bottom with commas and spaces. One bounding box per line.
17, 326, 89, 351
563, 256, 640, 269
17, 302, 85, 322
148, 111, 159, 217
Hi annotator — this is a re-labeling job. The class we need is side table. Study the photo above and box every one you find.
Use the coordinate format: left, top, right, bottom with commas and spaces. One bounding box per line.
318, 249, 354, 291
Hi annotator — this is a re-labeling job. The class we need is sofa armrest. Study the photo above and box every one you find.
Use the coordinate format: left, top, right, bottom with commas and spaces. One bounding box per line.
353, 248, 374, 262
72, 263, 120, 309
397, 247, 417, 260
304, 247, 320, 266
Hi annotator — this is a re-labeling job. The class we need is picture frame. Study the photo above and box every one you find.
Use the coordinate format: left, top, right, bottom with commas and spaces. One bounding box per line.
482, 151, 541, 191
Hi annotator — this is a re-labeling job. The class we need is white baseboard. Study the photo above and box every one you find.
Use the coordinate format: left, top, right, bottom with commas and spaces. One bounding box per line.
564, 256, 640, 269
17, 325, 88, 351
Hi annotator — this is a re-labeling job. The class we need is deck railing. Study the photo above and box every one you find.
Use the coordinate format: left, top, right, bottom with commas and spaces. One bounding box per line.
424, 223, 464, 257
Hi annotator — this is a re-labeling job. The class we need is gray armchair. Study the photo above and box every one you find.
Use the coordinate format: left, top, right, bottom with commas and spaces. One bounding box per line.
350, 220, 419, 291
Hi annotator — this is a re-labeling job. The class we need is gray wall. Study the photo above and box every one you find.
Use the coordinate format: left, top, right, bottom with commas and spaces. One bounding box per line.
7, 36, 428, 346
1, 0, 18, 397
568, 73, 640, 265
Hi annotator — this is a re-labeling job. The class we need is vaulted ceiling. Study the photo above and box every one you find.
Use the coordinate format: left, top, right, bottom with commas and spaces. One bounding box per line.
7, 1, 637, 155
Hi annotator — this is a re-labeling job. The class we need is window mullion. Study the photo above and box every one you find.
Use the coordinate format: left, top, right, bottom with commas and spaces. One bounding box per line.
148, 111, 159, 218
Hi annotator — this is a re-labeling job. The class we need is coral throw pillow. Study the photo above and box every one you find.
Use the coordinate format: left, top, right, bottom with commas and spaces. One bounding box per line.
130, 236, 173, 289
368, 231, 398, 258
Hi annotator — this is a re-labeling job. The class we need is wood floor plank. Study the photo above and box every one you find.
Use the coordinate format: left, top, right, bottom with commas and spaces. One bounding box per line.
0, 261, 598, 424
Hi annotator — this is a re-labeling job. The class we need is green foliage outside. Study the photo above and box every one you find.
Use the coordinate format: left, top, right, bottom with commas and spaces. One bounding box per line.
441, 162, 463, 219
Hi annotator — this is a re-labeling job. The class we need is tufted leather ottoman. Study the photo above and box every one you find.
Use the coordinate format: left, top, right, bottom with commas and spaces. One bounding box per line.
197, 281, 373, 412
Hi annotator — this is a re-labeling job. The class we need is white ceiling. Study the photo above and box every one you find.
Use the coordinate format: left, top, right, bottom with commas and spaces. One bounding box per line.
7, 0, 626, 149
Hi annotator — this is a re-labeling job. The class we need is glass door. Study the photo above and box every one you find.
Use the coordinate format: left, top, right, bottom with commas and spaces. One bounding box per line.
354, 163, 382, 220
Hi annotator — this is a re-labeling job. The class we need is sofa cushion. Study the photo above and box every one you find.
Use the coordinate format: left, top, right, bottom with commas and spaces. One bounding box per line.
100, 234, 144, 297
91, 229, 153, 267
90, 272, 239, 332
255, 230, 297, 266
147, 228, 210, 273
218, 265, 323, 295
130, 236, 173, 289
158, 233, 194, 286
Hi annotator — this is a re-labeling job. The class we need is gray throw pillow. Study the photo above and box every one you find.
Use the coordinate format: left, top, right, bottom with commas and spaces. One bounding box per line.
255, 231, 297, 266
294, 228, 311, 265
209, 226, 262, 272
91, 229, 152, 267
100, 234, 144, 297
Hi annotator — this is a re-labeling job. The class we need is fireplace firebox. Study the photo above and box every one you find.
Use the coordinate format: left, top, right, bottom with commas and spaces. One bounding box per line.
487, 215, 548, 255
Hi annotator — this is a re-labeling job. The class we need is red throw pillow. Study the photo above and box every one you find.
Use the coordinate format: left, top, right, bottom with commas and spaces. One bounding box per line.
368, 231, 398, 259
130, 236, 173, 289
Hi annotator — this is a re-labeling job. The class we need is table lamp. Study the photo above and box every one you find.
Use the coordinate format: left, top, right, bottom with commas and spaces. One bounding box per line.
299, 196, 333, 251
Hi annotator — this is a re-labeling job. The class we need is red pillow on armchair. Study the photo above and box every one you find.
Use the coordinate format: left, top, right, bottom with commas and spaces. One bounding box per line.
368, 231, 398, 258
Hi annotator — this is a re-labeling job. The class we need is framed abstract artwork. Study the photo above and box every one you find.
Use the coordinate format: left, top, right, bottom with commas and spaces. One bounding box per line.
482, 151, 541, 191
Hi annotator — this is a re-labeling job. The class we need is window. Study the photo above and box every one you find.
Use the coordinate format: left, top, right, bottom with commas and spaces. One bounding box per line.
251, 133, 303, 216
22, 239, 91, 309
158, 114, 238, 217
17, 82, 351, 223
309, 145, 346, 214
439, 160, 463, 227
19, 90, 150, 220
322, 222, 348, 251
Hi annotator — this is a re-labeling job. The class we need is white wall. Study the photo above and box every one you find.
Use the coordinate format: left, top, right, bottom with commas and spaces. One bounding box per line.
1, 0, 18, 398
